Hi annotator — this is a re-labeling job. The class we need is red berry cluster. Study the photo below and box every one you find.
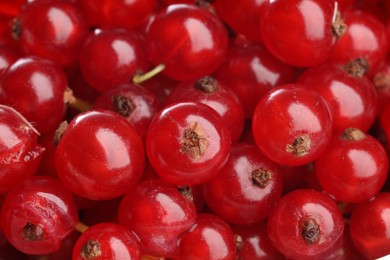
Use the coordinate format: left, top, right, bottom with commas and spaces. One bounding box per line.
0, 0, 389, 259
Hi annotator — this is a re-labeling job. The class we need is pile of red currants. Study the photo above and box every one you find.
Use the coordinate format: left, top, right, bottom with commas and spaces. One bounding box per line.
0, 0, 389, 259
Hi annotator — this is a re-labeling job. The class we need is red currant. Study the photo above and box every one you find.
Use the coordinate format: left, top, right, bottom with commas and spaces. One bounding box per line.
146, 101, 231, 185
118, 179, 197, 257
72, 223, 141, 260
267, 189, 344, 259
145, 4, 228, 81
260, 0, 344, 67
55, 109, 145, 200
252, 84, 333, 166
1, 176, 78, 255
315, 128, 388, 203
350, 192, 390, 259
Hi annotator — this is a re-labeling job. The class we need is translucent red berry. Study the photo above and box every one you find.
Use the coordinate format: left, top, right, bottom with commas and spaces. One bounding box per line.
267, 189, 344, 259
55, 109, 145, 200
146, 102, 231, 185
1, 176, 78, 255
252, 84, 333, 166
146, 4, 228, 81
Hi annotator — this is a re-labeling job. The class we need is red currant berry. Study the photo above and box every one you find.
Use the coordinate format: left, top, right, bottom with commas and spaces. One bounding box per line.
145, 4, 228, 81
79, 0, 157, 30
267, 189, 344, 259
231, 222, 284, 260
260, 0, 345, 67
55, 109, 145, 200
215, 44, 296, 118
166, 76, 245, 142
252, 84, 333, 166
349, 192, 390, 259
0, 105, 45, 193
79, 28, 149, 92
330, 9, 389, 74
202, 143, 283, 224
0, 56, 69, 133
14, 0, 88, 67
1, 176, 78, 255
214, 0, 267, 43
72, 223, 141, 260
298, 63, 378, 134
173, 213, 237, 260
93, 83, 161, 140
315, 128, 388, 203
146, 101, 231, 185
118, 179, 197, 257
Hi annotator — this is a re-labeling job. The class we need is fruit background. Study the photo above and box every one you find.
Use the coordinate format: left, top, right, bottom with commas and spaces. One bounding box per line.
0, 0, 389, 259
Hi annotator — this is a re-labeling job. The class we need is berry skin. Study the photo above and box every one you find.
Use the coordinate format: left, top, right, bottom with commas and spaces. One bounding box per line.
55, 109, 145, 200
215, 44, 296, 118
260, 0, 343, 67
298, 63, 378, 134
315, 128, 388, 203
166, 76, 245, 142
231, 222, 284, 260
202, 143, 283, 224
146, 4, 228, 81
118, 179, 197, 257
72, 223, 141, 260
14, 0, 88, 67
0, 56, 69, 134
173, 214, 237, 260
1, 176, 78, 255
267, 189, 344, 260
93, 83, 161, 140
79, 29, 149, 92
0, 105, 45, 193
146, 101, 231, 185
330, 9, 389, 74
252, 84, 333, 166
350, 193, 390, 259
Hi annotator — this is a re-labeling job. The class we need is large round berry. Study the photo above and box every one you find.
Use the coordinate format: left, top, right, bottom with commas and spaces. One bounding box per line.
55, 109, 145, 200
252, 84, 333, 166
146, 102, 231, 185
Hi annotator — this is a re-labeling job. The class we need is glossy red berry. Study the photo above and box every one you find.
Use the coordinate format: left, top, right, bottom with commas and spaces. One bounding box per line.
55, 109, 145, 200
267, 189, 344, 259
166, 76, 245, 142
93, 83, 161, 140
14, 0, 88, 67
330, 9, 389, 74
118, 179, 197, 257
349, 193, 390, 259
146, 4, 228, 81
315, 128, 388, 203
79, 28, 149, 92
202, 143, 283, 224
0, 105, 45, 193
79, 0, 157, 30
215, 44, 296, 118
72, 223, 141, 260
231, 222, 284, 260
173, 214, 237, 260
146, 101, 231, 185
260, 0, 344, 67
214, 0, 267, 43
252, 84, 333, 166
1, 176, 78, 255
298, 63, 378, 134
0, 56, 69, 133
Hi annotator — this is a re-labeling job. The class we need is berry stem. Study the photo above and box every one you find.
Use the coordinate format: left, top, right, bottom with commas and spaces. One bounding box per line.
75, 222, 90, 233
132, 64, 166, 84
